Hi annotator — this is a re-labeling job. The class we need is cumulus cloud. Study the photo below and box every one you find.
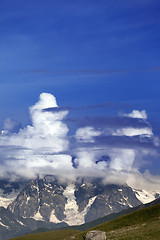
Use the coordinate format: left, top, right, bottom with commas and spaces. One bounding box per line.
75, 126, 101, 142
0, 93, 72, 180
0, 93, 160, 191
123, 109, 147, 119
2, 118, 21, 134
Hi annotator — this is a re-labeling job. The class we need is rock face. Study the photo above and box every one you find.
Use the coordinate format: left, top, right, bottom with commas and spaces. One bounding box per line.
0, 206, 67, 240
0, 180, 26, 208
8, 176, 67, 222
75, 179, 141, 222
8, 177, 142, 225
85, 230, 106, 240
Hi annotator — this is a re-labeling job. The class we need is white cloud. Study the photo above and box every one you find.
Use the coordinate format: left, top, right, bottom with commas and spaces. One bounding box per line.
2, 118, 21, 134
126, 170, 160, 192
0, 93, 72, 179
75, 126, 101, 142
113, 109, 152, 137
124, 110, 147, 119
113, 127, 153, 137
0, 93, 159, 192
109, 148, 135, 171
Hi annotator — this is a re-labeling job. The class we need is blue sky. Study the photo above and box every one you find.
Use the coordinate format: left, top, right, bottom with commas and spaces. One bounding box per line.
0, 1, 160, 178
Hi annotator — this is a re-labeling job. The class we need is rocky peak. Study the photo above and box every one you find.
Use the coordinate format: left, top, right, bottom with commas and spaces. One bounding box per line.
8, 176, 142, 224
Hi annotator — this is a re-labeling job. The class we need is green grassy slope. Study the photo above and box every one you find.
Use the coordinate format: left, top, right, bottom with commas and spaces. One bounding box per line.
9, 203, 160, 240
74, 196, 160, 231
92, 202, 160, 240
8, 229, 80, 240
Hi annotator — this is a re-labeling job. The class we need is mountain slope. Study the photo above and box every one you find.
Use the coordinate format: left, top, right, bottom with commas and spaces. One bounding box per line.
1, 176, 159, 240
0, 206, 67, 240
0, 180, 26, 209
90, 201, 160, 240
8, 177, 142, 225
9, 201, 160, 240
74, 195, 160, 231
28, 196, 160, 233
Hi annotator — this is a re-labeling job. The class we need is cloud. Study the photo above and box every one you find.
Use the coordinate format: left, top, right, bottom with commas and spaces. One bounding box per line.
0, 93, 160, 191
75, 127, 101, 142
123, 110, 147, 119
0, 93, 72, 180
126, 170, 160, 192
112, 127, 153, 137
2, 118, 21, 134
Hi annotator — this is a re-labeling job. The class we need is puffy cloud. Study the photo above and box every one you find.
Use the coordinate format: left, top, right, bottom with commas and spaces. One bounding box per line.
0, 93, 71, 180
75, 126, 101, 142
124, 110, 147, 119
0, 93, 160, 191
30, 92, 58, 110
126, 170, 160, 192
109, 148, 135, 171
72, 108, 159, 189
113, 110, 153, 137
113, 127, 153, 137
2, 118, 21, 134
102, 169, 160, 191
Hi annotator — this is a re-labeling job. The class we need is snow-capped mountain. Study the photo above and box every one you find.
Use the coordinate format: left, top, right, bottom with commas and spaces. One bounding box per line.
8, 177, 141, 225
0, 176, 160, 240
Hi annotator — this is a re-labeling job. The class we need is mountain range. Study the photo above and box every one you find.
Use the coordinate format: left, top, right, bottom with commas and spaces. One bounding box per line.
7, 197, 160, 240
0, 176, 160, 240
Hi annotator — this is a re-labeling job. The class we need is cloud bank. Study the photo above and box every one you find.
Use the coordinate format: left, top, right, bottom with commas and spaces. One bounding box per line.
0, 93, 160, 191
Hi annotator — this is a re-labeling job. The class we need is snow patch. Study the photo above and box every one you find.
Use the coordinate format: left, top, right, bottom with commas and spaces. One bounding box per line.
50, 209, 61, 223
17, 220, 26, 226
63, 184, 97, 226
0, 196, 16, 208
0, 221, 10, 229
26, 197, 30, 204
118, 201, 127, 206
44, 203, 50, 206
32, 209, 44, 221
133, 189, 160, 204
123, 196, 133, 208
108, 204, 113, 210
81, 183, 86, 187
118, 189, 122, 192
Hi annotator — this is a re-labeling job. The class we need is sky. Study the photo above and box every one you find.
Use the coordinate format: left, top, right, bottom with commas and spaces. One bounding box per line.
0, 1, 160, 187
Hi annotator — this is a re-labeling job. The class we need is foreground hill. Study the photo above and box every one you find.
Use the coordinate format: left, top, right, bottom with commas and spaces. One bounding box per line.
9, 201, 160, 240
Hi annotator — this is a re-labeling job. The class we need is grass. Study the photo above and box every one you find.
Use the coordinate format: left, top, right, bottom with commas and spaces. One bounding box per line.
9, 203, 160, 240
9, 229, 80, 240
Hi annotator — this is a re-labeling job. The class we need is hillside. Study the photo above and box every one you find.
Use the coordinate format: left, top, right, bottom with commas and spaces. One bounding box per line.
74, 195, 160, 230
9, 201, 160, 240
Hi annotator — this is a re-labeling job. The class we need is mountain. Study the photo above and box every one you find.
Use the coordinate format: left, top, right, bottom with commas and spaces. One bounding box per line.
8, 200, 160, 240
74, 195, 160, 231
0, 206, 67, 240
0, 206, 30, 240
0, 176, 160, 240
0, 177, 68, 240
8, 177, 141, 225
0, 180, 25, 209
